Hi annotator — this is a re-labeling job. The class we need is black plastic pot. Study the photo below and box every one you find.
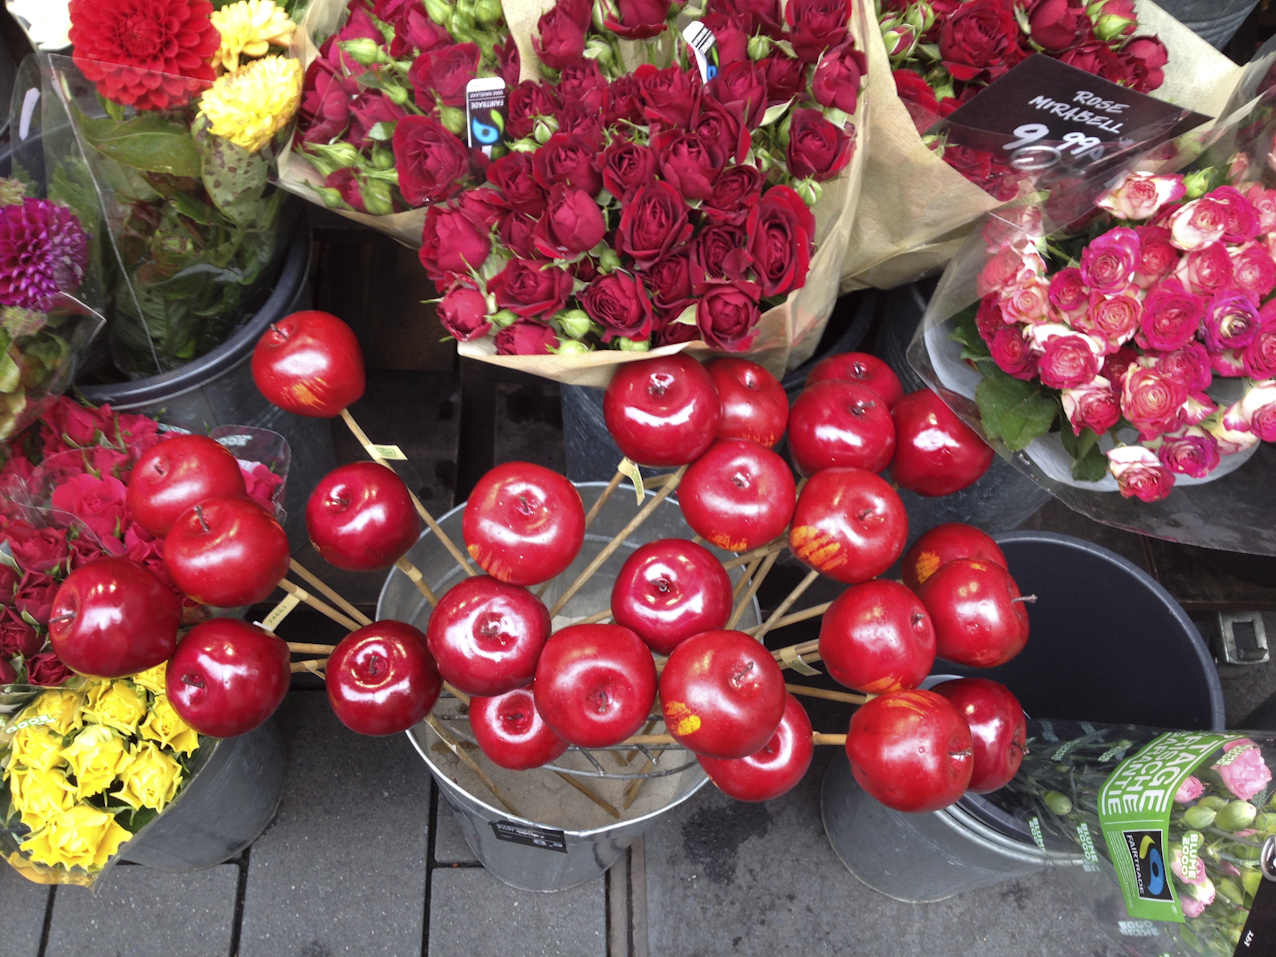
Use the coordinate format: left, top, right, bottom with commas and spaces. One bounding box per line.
561, 291, 877, 483
76, 228, 333, 550
1155, 0, 1259, 49
955, 530, 1226, 840
873, 281, 1053, 538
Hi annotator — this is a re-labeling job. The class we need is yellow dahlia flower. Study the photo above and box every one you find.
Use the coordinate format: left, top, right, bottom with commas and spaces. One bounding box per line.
199, 55, 303, 153
211, 0, 297, 73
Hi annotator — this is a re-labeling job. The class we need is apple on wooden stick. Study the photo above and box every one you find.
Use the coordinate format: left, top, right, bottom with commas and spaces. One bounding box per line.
306, 462, 422, 572
805, 352, 904, 410
697, 692, 814, 802
705, 358, 789, 448
163, 497, 291, 608
470, 684, 570, 770
127, 434, 247, 537
679, 439, 796, 553
610, 539, 732, 657
327, 620, 442, 736
932, 677, 1027, 793
166, 618, 291, 737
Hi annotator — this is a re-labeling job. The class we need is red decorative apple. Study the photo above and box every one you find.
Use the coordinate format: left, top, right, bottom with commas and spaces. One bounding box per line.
603, 354, 721, 466
659, 629, 786, 759
788, 380, 896, 476
806, 352, 904, 410
788, 468, 907, 584
705, 358, 789, 448
901, 523, 1007, 592
845, 689, 973, 813
463, 462, 585, 586
470, 684, 570, 770
425, 575, 550, 696
306, 462, 422, 572
818, 580, 935, 694
327, 620, 442, 735
697, 692, 813, 802
610, 539, 732, 656
917, 558, 1030, 668
164, 497, 291, 608
251, 310, 366, 418
128, 435, 248, 537
679, 439, 796, 552
891, 389, 994, 497
165, 618, 291, 737
932, 678, 1027, 793
48, 558, 181, 678
533, 623, 657, 749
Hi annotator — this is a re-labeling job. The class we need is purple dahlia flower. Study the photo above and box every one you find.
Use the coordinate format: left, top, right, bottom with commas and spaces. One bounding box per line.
0, 198, 89, 309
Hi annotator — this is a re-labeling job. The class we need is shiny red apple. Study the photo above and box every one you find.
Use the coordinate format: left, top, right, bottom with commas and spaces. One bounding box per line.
603, 354, 721, 467
327, 620, 442, 735
659, 629, 786, 759
306, 462, 422, 572
788, 380, 896, 477
932, 677, 1027, 793
788, 468, 908, 584
164, 497, 291, 608
534, 623, 658, 749
425, 575, 550, 696
462, 462, 585, 586
470, 684, 570, 770
679, 439, 796, 553
697, 693, 813, 802
705, 358, 789, 448
917, 558, 1030, 668
818, 580, 935, 694
48, 558, 181, 678
845, 689, 974, 813
891, 389, 994, 497
127, 435, 248, 537
251, 310, 366, 418
806, 352, 904, 410
901, 523, 1008, 592
610, 539, 733, 656
165, 618, 291, 737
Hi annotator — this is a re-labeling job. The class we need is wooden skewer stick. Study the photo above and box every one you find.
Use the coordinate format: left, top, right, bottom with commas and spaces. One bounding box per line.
291, 658, 329, 674
276, 579, 360, 632
339, 408, 476, 578
288, 559, 372, 626
550, 609, 613, 631
623, 760, 656, 810
395, 556, 439, 606
745, 601, 832, 636
726, 550, 780, 630
548, 465, 689, 618
812, 733, 848, 746
731, 555, 762, 602
619, 732, 849, 746
583, 468, 626, 531
443, 682, 471, 707
426, 714, 521, 816
287, 642, 336, 654
720, 538, 787, 571
753, 569, 821, 641
555, 773, 621, 819
785, 684, 868, 705
771, 639, 820, 664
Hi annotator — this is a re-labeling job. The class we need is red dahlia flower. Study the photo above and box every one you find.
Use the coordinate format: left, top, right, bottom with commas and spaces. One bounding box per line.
68, 0, 220, 111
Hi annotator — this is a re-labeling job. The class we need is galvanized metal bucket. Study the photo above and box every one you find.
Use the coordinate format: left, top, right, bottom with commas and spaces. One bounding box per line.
380, 482, 761, 892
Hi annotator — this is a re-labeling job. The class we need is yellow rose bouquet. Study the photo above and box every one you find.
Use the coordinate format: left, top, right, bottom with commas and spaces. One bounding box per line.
0, 664, 202, 886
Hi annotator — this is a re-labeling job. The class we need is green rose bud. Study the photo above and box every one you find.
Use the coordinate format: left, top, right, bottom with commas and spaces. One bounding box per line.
553, 339, 592, 355
1093, 13, 1134, 42
476, 0, 503, 24
1244, 869, 1264, 899
1257, 812, 1276, 833
1182, 170, 1213, 200
1043, 791, 1072, 815
1218, 878, 1246, 906
584, 37, 616, 68
425, 0, 453, 25
747, 35, 773, 60
557, 309, 597, 340
363, 178, 395, 216
534, 116, 559, 144
1216, 800, 1258, 832
385, 83, 411, 107
597, 247, 622, 273
1201, 795, 1230, 811
795, 178, 822, 207
339, 39, 387, 66
309, 185, 348, 210
439, 105, 467, 136
906, 0, 934, 32
371, 145, 395, 170
882, 24, 918, 60
616, 338, 651, 352
1183, 805, 1217, 830
489, 308, 519, 330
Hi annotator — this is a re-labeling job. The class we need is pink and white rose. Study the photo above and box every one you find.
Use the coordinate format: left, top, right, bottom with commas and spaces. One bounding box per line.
1061, 376, 1120, 436
1155, 341, 1213, 393
1167, 197, 1228, 251
1212, 739, 1272, 801
1107, 444, 1175, 502
1133, 225, 1180, 289
1202, 288, 1261, 353
1179, 392, 1217, 426
1097, 171, 1186, 221
1073, 292, 1140, 352
1206, 412, 1261, 454
1211, 347, 1248, 377
1156, 427, 1220, 478
989, 325, 1038, 380
1047, 267, 1088, 321
1079, 228, 1140, 293
1121, 363, 1187, 440
1241, 182, 1276, 232
1230, 241, 1276, 302
1222, 380, 1276, 441
977, 240, 1045, 297
1136, 278, 1204, 352
1000, 276, 1052, 324
1207, 186, 1262, 244
1174, 242, 1235, 297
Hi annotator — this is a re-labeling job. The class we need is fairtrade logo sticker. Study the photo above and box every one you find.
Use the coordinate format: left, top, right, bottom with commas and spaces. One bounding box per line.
1121, 830, 1174, 903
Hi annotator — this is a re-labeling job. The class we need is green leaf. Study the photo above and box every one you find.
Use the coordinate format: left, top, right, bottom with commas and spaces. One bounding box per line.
195, 122, 271, 226
975, 371, 1060, 451
1058, 426, 1108, 482
76, 112, 202, 179
949, 303, 991, 362
0, 351, 19, 393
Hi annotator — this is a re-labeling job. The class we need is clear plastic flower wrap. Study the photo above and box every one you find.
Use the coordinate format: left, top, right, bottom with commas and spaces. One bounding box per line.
905, 46, 1276, 555
983, 718, 1276, 957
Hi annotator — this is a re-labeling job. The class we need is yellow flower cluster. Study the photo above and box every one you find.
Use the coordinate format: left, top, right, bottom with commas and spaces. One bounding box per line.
199, 55, 304, 153
2, 676, 200, 874
210, 0, 297, 73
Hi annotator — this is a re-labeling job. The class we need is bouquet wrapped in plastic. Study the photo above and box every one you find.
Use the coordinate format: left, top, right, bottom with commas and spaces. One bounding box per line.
987, 719, 1276, 957
51, 0, 308, 377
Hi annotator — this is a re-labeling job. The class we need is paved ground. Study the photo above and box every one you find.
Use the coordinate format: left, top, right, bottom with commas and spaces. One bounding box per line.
6, 222, 1276, 957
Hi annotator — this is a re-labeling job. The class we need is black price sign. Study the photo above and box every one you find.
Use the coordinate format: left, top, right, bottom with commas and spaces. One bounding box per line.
931, 54, 1210, 180
490, 820, 568, 853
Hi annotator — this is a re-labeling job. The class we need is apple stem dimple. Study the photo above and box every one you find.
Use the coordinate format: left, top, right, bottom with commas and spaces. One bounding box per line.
270, 322, 288, 341
47, 613, 76, 625
596, 689, 609, 714
1011, 595, 1038, 604
194, 504, 210, 533
729, 660, 755, 689
182, 673, 205, 689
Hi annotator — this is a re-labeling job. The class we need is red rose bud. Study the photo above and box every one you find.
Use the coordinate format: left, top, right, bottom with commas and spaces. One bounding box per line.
1120, 36, 1168, 93
490, 259, 574, 320
701, 13, 749, 64
495, 321, 560, 356
939, 0, 1024, 82
747, 185, 815, 298
0, 606, 40, 658
990, 326, 1038, 381
604, 0, 671, 39
812, 42, 866, 115
508, 81, 562, 141
1061, 376, 1120, 436
533, 186, 606, 258
786, 109, 854, 182
487, 152, 548, 217
582, 271, 655, 342
616, 181, 694, 267
1059, 41, 1126, 86
761, 56, 807, 105
534, 0, 591, 69
25, 651, 73, 688
697, 279, 763, 352
419, 204, 492, 283
439, 284, 492, 342
694, 224, 753, 282
393, 116, 469, 207
634, 63, 702, 129
646, 253, 694, 316
703, 164, 764, 227
652, 130, 720, 203
892, 69, 940, 120
1026, 0, 1087, 52
409, 42, 479, 109
706, 60, 768, 129
694, 99, 750, 168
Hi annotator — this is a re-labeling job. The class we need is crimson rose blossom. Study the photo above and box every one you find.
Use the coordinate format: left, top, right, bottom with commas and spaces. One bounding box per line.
1202, 289, 1261, 353
990, 326, 1037, 381
438, 284, 491, 342
487, 153, 548, 218
1107, 445, 1174, 502
534, 0, 591, 70
694, 99, 750, 168
7, 524, 69, 575
939, 0, 1024, 82
1137, 279, 1204, 352
26, 651, 74, 688
654, 130, 721, 202
786, 0, 851, 63
762, 56, 808, 105
812, 42, 867, 116
1062, 376, 1120, 436
1158, 429, 1221, 478
1080, 228, 1140, 293
645, 254, 694, 316
533, 186, 606, 258
976, 296, 1005, 344
51, 474, 128, 544
582, 272, 655, 342
636, 64, 702, 130
15, 577, 58, 625
42, 401, 111, 450
695, 224, 753, 282
1121, 36, 1168, 93
1027, 0, 1087, 52
0, 607, 40, 658
490, 259, 573, 320
409, 43, 479, 109
558, 61, 609, 114
787, 109, 854, 182
701, 13, 749, 64
703, 165, 764, 227
601, 141, 659, 203
325, 170, 368, 212
604, 0, 669, 39
707, 61, 769, 130
507, 82, 562, 141
419, 205, 491, 283
533, 134, 603, 197
496, 321, 559, 356
394, 117, 470, 207
1122, 365, 1187, 440
697, 279, 763, 351
748, 186, 815, 297
617, 182, 693, 267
